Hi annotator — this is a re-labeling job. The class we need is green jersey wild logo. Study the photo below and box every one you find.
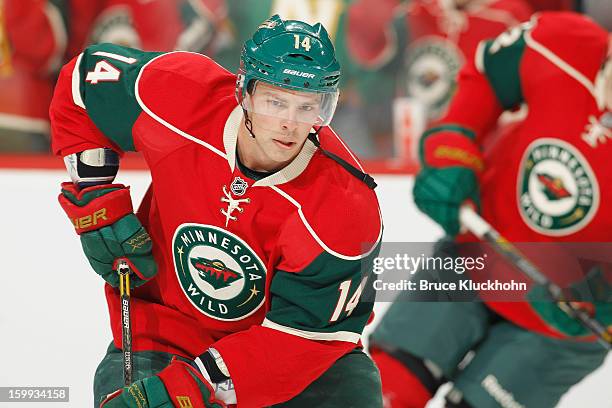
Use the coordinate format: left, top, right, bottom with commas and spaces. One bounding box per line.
517, 138, 599, 236
173, 224, 266, 321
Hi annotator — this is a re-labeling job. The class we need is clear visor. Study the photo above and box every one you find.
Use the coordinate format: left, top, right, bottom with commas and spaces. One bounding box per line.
241, 81, 339, 127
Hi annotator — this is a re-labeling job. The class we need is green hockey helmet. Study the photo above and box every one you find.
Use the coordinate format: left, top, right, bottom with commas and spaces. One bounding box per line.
236, 14, 341, 126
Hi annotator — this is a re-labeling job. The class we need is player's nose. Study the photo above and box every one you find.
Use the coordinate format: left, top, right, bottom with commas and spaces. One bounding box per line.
281, 112, 299, 131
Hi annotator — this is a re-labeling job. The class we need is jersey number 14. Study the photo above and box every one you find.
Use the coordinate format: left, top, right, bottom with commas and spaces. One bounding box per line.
85, 51, 137, 84
330, 278, 367, 322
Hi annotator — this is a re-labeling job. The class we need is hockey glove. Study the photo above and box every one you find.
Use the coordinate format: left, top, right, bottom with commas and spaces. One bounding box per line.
58, 182, 157, 287
100, 358, 226, 408
413, 127, 483, 236
527, 267, 612, 337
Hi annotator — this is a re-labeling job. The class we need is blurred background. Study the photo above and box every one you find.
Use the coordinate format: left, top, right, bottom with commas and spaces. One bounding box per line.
2, 0, 610, 165
1, 1, 612, 407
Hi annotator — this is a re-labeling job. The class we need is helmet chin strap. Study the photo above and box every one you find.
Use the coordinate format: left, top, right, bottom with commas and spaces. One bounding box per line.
243, 109, 256, 139
307, 129, 377, 190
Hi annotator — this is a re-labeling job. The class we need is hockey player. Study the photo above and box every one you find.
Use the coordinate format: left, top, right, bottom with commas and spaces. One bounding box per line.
50, 14, 383, 408
345, 0, 532, 162
369, 12, 611, 408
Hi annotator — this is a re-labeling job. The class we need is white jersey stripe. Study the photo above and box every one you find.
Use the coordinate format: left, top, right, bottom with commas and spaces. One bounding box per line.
92, 51, 137, 64
72, 53, 86, 109
262, 318, 361, 343
524, 18, 596, 99
270, 185, 382, 260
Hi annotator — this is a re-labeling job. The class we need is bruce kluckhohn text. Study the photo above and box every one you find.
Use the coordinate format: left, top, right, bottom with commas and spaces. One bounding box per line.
372, 278, 528, 292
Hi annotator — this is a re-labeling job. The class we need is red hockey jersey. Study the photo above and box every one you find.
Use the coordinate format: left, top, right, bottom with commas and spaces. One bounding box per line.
429, 12, 611, 338
50, 44, 382, 406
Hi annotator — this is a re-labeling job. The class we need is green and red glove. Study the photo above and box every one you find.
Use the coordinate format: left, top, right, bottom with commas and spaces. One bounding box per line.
58, 182, 157, 287
413, 125, 483, 236
100, 359, 226, 408
527, 267, 612, 337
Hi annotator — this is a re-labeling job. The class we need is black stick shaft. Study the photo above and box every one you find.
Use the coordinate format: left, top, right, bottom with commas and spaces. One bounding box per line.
118, 260, 133, 385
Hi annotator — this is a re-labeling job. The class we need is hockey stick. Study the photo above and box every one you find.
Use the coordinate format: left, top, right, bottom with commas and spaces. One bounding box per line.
459, 206, 612, 350
117, 259, 133, 385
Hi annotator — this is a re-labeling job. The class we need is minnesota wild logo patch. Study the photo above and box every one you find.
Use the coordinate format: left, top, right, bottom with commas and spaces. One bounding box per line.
404, 37, 462, 118
517, 138, 599, 236
173, 224, 266, 321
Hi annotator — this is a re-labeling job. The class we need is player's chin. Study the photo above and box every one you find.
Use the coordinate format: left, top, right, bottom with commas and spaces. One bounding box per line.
268, 146, 297, 164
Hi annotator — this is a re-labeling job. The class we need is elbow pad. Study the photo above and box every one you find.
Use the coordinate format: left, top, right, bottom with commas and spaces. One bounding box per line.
64, 148, 119, 188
